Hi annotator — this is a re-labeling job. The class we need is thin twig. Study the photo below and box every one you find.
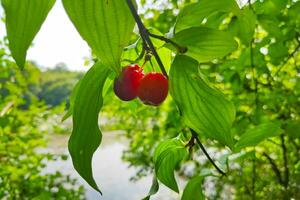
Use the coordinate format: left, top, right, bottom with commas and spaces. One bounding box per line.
267, 139, 281, 147
281, 134, 289, 188
148, 32, 187, 53
291, 139, 300, 152
273, 42, 300, 77
249, 37, 258, 106
190, 129, 226, 176
248, 1, 258, 196
251, 149, 256, 200
125, 0, 168, 77
263, 152, 284, 185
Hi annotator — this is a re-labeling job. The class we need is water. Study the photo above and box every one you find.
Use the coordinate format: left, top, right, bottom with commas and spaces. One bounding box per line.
43, 131, 179, 200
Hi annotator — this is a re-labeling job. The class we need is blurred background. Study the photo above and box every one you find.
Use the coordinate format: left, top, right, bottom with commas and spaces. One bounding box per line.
1, 0, 299, 199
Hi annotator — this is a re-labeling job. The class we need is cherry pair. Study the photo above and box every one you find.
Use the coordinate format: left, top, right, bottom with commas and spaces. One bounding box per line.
113, 64, 168, 106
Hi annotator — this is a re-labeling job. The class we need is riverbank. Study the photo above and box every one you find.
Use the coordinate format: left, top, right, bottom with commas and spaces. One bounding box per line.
43, 131, 179, 200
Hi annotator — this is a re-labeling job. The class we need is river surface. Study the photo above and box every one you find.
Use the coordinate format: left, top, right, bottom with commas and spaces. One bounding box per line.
43, 131, 180, 200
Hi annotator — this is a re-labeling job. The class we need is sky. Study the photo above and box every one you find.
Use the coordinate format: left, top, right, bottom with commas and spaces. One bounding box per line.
0, 1, 91, 71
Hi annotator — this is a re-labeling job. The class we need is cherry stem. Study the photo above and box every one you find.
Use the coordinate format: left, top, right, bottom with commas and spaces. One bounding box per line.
148, 32, 188, 54
190, 129, 227, 176
125, 0, 168, 78
126, 0, 224, 177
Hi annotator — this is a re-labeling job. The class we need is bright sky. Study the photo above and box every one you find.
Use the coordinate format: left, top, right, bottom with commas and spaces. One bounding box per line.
0, 1, 90, 71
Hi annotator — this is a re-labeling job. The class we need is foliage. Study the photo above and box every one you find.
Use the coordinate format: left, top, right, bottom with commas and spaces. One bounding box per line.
1, 0, 300, 199
37, 65, 82, 107
0, 39, 84, 199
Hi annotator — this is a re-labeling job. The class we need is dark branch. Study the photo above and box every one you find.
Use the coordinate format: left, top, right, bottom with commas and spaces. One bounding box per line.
251, 152, 256, 200
281, 134, 289, 188
190, 129, 226, 176
273, 42, 300, 77
249, 37, 258, 106
267, 139, 281, 147
263, 152, 284, 185
125, 0, 168, 78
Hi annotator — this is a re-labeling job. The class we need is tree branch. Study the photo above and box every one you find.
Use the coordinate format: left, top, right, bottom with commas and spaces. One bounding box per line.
148, 32, 187, 53
273, 42, 300, 77
262, 152, 284, 185
190, 129, 226, 176
251, 149, 256, 200
281, 134, 289, 188
248, 6, 258, 197
125, 0, 168, 78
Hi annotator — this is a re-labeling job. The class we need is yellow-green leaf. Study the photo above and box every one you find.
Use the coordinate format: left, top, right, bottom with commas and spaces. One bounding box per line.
153, 137, 187, 193
175, 0, 240, 32
172, 27, 238, 63
170, 55, 235, 148
234, 122, 282, 151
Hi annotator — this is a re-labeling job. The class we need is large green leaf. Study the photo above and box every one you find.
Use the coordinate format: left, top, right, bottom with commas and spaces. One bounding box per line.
172, 27, 238, 63
286, 120, 300, 139
62, 0, 135, 73
228, 7, 256, 45
1, 0, 55, 68
234, 122, 282, 151
153, 137, 188, 193
175, 0, 256, 46
181, 176, 204, 200
175, 0, 240, 32
69, 62, 110, 194
170, 55, 235, 148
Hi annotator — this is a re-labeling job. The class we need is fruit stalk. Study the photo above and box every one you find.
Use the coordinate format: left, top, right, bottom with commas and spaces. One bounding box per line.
125, 0, 168, 78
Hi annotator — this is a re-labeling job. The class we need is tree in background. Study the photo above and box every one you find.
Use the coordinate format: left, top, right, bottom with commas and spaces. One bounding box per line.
0, 38, 84, 199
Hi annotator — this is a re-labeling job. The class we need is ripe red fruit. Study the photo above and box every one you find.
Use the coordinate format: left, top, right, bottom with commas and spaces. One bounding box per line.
114, 64, 144, 101
138, 72, 168, 106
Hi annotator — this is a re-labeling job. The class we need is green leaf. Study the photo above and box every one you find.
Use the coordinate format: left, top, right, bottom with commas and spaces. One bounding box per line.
254, 0, 288, 16
62, 0, 135, 73
234, 122, 282, 151
258, 15, 283, 38
285, 120, 300, 139
228, 7, 256, 45
1, 0, 55, 68
172, 27, 238, 63
142, 175, 159, 200
268, 42, 289, 65
175, 0, 240, 32
69, 62, 111, 194
181, 176, 204, 200
153, 137, 187, 193
170, 55, 235, 148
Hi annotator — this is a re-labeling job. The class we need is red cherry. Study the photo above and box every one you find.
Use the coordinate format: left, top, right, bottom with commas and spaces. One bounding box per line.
138, 72, 168, 106
114, 64, 144, 101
